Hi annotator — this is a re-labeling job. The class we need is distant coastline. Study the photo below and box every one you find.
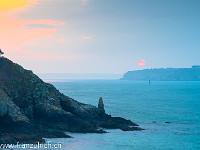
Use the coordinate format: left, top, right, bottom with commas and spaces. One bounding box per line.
121, 65, 200, 81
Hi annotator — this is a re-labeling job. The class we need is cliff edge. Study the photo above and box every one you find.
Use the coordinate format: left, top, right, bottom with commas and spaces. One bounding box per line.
0, 57, 141, 144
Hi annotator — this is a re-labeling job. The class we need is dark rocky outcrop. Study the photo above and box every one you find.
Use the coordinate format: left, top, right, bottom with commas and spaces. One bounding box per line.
98, 97, 105, 114
0, 57, 142, 144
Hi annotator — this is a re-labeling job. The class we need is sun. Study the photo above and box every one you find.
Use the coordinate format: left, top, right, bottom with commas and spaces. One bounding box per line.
138, 60, 145, 66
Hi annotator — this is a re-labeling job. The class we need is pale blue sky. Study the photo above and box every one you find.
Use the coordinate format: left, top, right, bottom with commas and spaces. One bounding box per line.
11, 0, 200, 73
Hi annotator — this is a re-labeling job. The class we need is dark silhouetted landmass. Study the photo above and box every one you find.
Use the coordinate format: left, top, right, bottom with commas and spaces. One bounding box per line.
121, 66, 200, 81
0, 57, 142, 144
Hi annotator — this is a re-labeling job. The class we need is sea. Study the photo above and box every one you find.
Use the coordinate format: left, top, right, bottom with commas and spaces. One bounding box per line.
45, 80, 200, 150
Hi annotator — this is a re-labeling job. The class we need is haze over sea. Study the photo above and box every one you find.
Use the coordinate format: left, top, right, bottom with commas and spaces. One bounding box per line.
43, 80, 200, 150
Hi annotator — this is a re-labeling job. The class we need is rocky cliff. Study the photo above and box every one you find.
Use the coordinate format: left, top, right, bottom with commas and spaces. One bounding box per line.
0, 57, 141, 144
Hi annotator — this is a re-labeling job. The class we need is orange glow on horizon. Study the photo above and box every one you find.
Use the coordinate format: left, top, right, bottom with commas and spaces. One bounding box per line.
0, 0, 66, 60
0, 0, 34, 12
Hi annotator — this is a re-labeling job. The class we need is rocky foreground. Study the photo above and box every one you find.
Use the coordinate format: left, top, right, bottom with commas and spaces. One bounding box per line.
0, 57, 142, 144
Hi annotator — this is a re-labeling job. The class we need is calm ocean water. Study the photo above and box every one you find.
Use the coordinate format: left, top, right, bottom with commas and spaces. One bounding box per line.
46, 80, 200, 150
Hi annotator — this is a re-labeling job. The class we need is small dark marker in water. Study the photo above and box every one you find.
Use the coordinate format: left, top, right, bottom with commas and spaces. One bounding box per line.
149, 80, 151, 84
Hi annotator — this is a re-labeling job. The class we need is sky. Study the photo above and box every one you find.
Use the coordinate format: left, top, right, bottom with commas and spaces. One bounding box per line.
1, 0, 200, 74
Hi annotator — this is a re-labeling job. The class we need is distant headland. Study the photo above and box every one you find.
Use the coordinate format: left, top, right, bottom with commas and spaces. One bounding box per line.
121, 66, 200, 81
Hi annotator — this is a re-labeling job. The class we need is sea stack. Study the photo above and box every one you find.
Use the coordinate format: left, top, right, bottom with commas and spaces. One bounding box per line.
98, 97, 105, 114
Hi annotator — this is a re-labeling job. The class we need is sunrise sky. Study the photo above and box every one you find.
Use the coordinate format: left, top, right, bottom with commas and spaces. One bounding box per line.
1, 0, 200, 73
